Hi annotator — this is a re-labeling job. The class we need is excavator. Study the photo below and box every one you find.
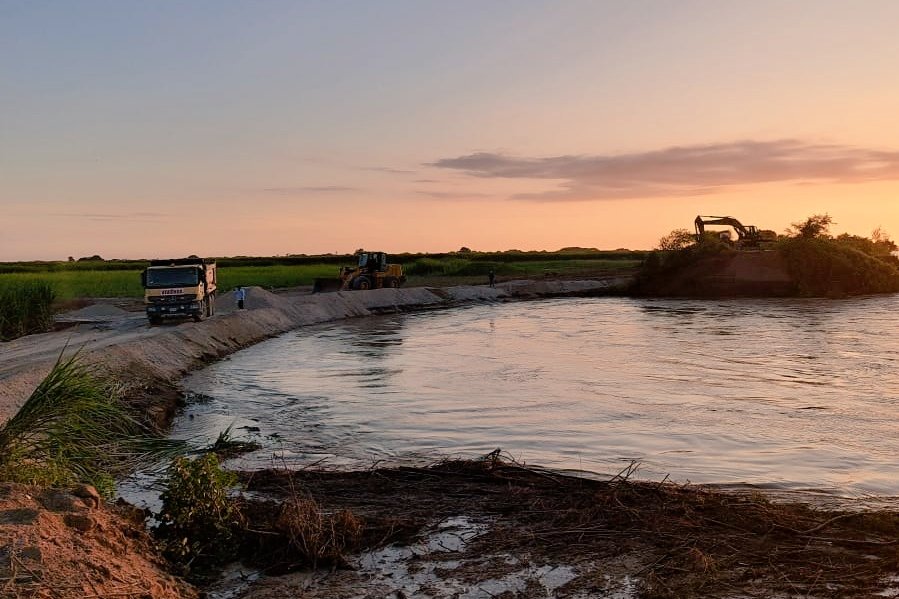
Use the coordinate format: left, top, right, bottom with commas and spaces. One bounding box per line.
312, 251, 406, 292
694, 215, 777, 249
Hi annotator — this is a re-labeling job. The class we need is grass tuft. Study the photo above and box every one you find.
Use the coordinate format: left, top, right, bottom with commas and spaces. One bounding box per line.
0, 351, 185, 496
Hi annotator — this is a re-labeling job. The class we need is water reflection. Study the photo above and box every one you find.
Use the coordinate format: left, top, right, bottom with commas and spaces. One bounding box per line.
324, 314, 406, 357
180, 295, 899, 498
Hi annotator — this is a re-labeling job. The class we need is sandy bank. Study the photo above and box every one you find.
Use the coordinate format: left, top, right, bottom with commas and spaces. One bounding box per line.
0, 278, 625, 425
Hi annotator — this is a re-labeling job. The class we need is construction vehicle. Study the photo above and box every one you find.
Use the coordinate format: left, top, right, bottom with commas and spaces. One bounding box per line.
141, 258, 217, 324
312, 251, 406, 292
694, 215, 777, 249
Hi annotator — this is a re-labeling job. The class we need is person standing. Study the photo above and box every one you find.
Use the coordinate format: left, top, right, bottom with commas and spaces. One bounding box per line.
234, 286, 246, 309
488, 269, 496, 288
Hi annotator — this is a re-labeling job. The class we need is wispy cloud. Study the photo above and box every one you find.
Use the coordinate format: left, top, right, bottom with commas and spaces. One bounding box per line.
361, 166, 416, 175
263, 186, 357, 195
417, 190, 497, 200
429, 140, 899, 201
56, 212, 167, 222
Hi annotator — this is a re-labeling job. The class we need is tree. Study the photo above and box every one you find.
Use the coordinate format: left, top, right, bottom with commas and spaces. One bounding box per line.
871, 227, 898, 254
458, 246, 472, 253
788, 214, 833, 239
656, 228, 696, 251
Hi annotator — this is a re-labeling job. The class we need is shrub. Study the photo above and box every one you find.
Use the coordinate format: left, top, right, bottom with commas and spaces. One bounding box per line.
636, 239, 733, 283
656, 228, 696, 251
155, 453, 242, 573
778, 237, 899, 296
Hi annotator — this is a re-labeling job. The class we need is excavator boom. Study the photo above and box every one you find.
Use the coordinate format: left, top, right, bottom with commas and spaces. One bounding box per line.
694, 215, 776, 248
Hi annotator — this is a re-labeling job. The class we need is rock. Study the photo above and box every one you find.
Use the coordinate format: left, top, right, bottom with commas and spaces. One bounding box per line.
0, 508, 39, 525
64, 513, 97, 532
72, 484, 102, 509
38, 490, 79, 512
18, 544, 42, 562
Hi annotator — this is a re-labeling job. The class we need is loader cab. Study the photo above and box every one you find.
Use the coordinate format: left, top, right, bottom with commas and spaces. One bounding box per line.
357, 252, 387, 273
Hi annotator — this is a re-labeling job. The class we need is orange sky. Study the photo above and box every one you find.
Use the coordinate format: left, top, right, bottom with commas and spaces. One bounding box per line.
3, 2, 899, 260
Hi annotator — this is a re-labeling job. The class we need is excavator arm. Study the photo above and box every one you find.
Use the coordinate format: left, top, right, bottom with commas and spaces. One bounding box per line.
695, 215, 752, 241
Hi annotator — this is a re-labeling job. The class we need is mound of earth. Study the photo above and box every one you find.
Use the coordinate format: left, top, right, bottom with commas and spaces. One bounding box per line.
0, 483, 196, 599
56, 304, 133, 322
635, 250, 797, 297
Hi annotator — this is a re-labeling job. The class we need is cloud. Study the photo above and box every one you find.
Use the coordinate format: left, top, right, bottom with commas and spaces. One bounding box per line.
429, 140, 899, 201
55, 212, 167, 222
361, 166, 416, 175
417, 190, 497, 200
263, 186, 357, 195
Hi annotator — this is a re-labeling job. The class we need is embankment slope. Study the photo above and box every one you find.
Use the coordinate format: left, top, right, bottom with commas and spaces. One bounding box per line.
0, 279, 622, 426
633, 250, 797, 297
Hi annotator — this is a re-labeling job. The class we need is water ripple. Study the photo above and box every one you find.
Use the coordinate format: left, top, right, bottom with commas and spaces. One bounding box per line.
179, 295, 899, 498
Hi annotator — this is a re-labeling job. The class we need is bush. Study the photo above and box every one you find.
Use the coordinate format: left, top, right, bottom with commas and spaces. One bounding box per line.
155, 454, 242, 573
778, 237, 899, 296
0, 280, 55, 340
656, 228, 696, 251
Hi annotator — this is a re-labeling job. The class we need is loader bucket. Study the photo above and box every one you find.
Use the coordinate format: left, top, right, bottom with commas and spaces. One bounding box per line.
312, 277, 343, 293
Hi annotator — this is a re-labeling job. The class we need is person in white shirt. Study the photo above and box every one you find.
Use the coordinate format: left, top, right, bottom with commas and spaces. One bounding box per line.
234, 286, 246, 309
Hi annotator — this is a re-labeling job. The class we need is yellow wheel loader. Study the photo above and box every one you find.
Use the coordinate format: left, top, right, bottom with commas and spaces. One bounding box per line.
313, 251, 406, 293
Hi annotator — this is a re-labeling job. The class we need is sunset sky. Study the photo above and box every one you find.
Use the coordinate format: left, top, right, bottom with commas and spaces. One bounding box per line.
3, 1, 899, 261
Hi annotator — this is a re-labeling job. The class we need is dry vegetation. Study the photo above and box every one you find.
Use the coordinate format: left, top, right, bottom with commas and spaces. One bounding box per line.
238, 454, 899, 598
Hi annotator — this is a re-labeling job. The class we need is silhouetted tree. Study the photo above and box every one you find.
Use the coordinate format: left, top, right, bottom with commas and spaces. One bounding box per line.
789, 214, 833, 239
656, 228, 695, 251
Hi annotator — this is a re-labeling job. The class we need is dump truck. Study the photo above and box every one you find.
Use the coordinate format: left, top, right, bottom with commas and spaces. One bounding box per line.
694, 215, 777, 249
313, 251, 406, 292
141, 258, 217, 324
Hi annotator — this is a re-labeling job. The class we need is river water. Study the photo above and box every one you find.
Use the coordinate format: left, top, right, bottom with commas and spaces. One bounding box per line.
178, 295, 899, 500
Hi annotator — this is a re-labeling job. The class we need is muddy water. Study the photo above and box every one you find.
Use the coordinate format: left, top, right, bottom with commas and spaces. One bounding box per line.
178, 295, 899, 498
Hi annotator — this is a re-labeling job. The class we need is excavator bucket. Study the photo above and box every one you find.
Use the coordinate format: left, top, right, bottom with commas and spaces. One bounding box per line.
312, 277, 343, 293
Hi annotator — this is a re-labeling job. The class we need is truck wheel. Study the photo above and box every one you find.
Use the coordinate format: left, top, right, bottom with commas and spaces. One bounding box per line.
148, 315, 162, 326
353, 276, 371, 290
194, 299, 206, 322
390, 278, 400, 288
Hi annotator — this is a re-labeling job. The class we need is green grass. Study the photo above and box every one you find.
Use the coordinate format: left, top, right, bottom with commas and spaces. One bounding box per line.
405, 258, 640, 288
0, 264, 344, 301
0, 279, 55, 340
0, 270, 142, 300
0, 255, 641, 300
0, 352, 184, 497
217, 264, 340, 290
